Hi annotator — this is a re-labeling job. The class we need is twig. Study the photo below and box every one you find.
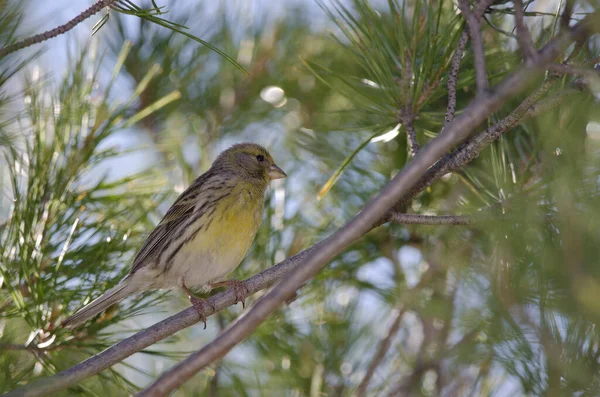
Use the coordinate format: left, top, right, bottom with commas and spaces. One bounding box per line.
208, 314, 225, 397
356, 309, 406, 397
6, 12, 598, 397
443, 0, 495, 130
356, 269, 435, 397
389, 210, 557, 226
389, 213, 473, 225
434, 76, 558, 175
548, 63, 600, 78
0, 0, 115, 58
458, 0, 489, 94
561, 0, 574, 31
136, 14, 598, 397
382, 75, 563, 219
443, 30, 469, 130
403, 114, 419, 156
514, 0, 537, 62
0, 343, 44, 354
527, 88, 579, 118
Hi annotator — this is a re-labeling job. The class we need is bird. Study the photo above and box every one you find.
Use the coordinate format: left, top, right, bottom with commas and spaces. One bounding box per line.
62, 143, 286, 329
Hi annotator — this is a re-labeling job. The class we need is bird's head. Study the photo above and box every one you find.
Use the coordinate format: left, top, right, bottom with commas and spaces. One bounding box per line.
213, 143, 287, 183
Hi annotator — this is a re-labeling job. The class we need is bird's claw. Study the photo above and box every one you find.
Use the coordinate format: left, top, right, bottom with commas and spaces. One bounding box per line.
211, 279, 249, 309
189, 296, 215, 330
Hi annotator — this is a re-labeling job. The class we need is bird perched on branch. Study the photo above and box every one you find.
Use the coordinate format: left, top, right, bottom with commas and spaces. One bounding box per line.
62, 143, 286, 329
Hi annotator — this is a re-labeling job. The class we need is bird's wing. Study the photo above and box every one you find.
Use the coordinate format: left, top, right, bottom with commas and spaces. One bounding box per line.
129, 173, 210, 274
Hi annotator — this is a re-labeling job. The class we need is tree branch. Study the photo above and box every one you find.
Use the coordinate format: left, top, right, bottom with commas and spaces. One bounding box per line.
561, 0, 574, 31
404, 115, 419, 156
136, 14, 598, 397
458, 0, 490, 94
389, 213, 474, 225
443, 0, 495, 130
5, 11, 598, 397
0, 0, 115, 58
356, 268, 436, 397
443, 30, 468, 130
379, 74, 563, 222
548, 63, 600, 78
514, 0, 537, 62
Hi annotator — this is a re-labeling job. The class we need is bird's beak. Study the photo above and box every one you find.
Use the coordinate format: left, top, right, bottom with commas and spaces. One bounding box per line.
268, 164, 287, 180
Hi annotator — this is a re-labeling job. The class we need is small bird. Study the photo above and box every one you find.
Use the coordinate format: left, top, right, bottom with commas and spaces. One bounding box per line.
62, 143, 286, 329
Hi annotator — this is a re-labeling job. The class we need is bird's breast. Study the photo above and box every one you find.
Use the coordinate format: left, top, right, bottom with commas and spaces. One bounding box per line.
174, 188, 264, 286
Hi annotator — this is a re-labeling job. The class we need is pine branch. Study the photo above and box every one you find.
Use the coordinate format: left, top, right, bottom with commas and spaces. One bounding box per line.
356, 268, 436, 396
443, 0, 495, 130
514, 0, 537, 61
135, 13, 599, 397
389, 213, 474, 225
0, 0, 115, 58
379, 70, 577, 223
458, 0, 495, 95
443, 30, 468, 130
5, 10, 598, 397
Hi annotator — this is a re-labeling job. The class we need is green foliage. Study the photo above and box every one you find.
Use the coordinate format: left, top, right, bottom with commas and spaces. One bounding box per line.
1, 0, 600, 396
0, 41, 183, 393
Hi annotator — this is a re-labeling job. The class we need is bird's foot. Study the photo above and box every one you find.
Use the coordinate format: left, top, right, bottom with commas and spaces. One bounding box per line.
181, 280, 215, 329
189, 296, 215, 330
211, 279, 249, 309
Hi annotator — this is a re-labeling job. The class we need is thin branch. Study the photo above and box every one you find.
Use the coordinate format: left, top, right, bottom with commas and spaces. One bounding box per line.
137, 14, 598, 397
0, 343, 44, 354
208, 314, 225, 397
443, 0, 495, 130
382, 74, 563, 219
443, 30, 469, 130
0, 0, 115, 58
548, 63, 600, 78
6, 12, 598, 397
433, 76, 559, 176
389, 213, 474, 225
561, 0, 574, 31
356, 269, 436, 397
458, 0, 490, 94
356, 309, 406, 397
402, 114, 419, 156
514, 0, 537, 62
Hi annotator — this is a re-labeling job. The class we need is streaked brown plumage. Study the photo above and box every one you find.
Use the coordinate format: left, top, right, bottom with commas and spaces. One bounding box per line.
63, 143, 286, 328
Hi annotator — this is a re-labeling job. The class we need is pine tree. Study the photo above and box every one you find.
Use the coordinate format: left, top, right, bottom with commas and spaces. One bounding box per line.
1, 0, 600, 396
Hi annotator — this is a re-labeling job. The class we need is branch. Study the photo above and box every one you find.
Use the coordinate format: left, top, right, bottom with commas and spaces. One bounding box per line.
403, 114, 419, 156
356, 268, 436, 397
389, 213, 473, 225
0, 0, 115, 58
561, 0, 574, 31
458, 0, 490, 94
548, 63, 600, 78
389, 209, 558, 226
382, 74, 563, 219
443, 30, 469, 130
3, 243, 323, 397
6, 12, 598, 397
137, 14, 598, 397
443, 0, 495, 130
356, 310, 406, 397
0, 343, 44, 355
514, 0, 537, 62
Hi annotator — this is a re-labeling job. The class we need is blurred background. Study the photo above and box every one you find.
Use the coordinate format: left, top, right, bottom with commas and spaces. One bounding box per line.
1, 0, 600, 395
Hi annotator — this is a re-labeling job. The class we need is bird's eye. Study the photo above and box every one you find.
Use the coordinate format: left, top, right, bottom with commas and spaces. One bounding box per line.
256, 155, 265, 162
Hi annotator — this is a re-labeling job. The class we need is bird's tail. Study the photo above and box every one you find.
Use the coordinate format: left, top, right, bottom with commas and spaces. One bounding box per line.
62, 279, 135, 328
